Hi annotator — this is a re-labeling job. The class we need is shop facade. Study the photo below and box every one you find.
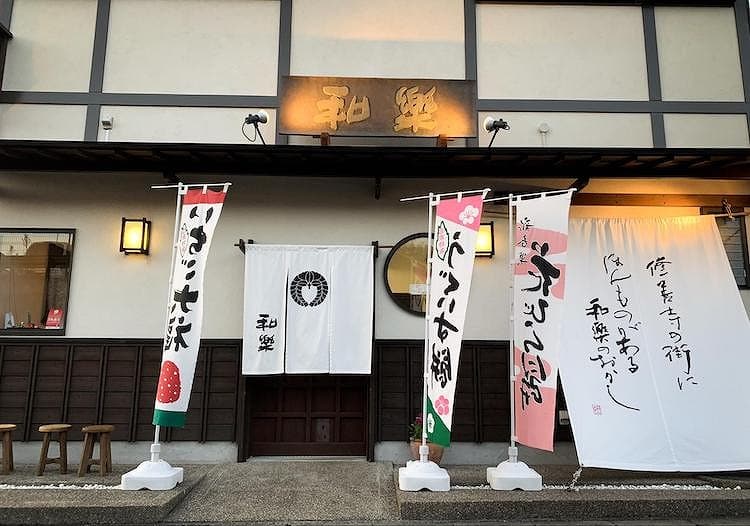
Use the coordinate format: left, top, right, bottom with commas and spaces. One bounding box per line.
1, 0, 749, 464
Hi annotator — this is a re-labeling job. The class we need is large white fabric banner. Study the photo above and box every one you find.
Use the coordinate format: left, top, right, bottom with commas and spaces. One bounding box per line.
560, 216, 750, 471
513, 192, 572, 452
154, 186, 227, 428
426, 194, 484, 447
242, 246, 287, 375
242, 245, 374, 375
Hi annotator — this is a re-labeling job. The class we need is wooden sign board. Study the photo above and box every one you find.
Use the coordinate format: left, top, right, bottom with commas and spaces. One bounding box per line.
279, 76, 477, 138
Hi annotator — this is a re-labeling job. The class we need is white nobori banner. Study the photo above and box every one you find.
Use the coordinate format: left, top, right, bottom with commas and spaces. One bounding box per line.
560, 216, 750, 471
153, 187, 227, 428
243, 245, 374, 375
426, 194, 484, 447
512, 192, 572, 452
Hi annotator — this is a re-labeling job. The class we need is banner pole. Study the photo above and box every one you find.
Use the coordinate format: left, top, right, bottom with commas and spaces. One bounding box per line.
420, 192, 435, 463
151, 181, 187, 461
508, 194, 518, 463
486, 193, 543, 490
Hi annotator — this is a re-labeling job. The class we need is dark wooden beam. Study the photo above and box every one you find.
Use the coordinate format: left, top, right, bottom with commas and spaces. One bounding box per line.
573, 193, 750, 207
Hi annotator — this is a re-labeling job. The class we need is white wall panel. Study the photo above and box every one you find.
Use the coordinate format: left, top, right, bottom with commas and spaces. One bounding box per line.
0, 104, 86, 140
97, 106, 277, 144
477, 5, 648, 100
2, 0, 96, 92
478, 112, 653, 148
656, 7, 744, 102
290, 0, 465, 79
1, 173, 749, 339
103, 0, 279, 95
664, 114, 749, 148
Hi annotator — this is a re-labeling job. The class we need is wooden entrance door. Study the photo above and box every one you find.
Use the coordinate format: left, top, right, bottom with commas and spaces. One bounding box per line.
246, 376, 367, 456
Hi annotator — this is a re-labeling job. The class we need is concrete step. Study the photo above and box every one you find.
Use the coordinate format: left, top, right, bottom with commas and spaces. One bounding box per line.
396, 465, 750, 522
0, 464, 210, 525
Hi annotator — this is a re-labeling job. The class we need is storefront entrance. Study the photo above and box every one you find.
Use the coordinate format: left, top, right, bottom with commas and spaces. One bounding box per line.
246, 376, 368, 457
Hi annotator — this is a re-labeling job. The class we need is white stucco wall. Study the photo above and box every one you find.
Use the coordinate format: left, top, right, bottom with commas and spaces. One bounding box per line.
664, 114, 750, 148
97, 106, 277, 144
103, 0, 280, 95
656, 7, 744, 102
2, 0, 97, 92
476, 4, 649, 100
2, 173, 749, 341
290, 0, 465, 79
0, 104, 87, 140
478, 112, 653, 148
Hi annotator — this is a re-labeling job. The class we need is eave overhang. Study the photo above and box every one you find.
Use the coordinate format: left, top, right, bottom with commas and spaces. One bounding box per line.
0, 140, 749, 180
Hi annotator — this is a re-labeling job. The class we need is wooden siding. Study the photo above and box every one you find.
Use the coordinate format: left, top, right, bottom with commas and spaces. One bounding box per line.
0, 338, 567, 456
374, 340, 572, 443
0, 339, 241, 443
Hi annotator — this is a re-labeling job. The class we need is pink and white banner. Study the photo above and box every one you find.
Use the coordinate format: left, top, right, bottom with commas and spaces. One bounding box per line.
426, 194, 485, 447
513, 192, 572, 451
153, 187, 227, 428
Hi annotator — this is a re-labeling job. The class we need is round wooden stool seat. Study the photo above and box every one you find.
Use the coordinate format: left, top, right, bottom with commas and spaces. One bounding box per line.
81, 424, 114, 434
36, 423, 71, 475
39, 424, 72, 433
78, 424, 115, 477
0, 424, 15, 474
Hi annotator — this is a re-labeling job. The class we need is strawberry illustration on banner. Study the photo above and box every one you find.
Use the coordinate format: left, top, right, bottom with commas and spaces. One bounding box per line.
157, 361, 181, 404
153, 187, 227, 428
426, 195, 484, 447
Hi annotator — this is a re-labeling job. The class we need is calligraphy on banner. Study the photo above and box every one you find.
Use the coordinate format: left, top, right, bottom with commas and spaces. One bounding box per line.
153, 187, 227, 428
279, 76, 476, 138
513, 192, 572, 452
560, 216, 750, 471
426, 194, 485, 447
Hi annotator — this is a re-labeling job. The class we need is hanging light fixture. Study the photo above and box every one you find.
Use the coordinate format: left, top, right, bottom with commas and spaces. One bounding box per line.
476, 222, 494, 257
120, 217, 151, 255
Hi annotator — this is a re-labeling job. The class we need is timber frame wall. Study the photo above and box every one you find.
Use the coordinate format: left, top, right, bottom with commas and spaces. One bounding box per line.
0, 0, 748, 146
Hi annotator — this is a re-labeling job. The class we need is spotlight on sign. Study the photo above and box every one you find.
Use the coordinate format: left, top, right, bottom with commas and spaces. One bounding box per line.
483, 116, 510, 132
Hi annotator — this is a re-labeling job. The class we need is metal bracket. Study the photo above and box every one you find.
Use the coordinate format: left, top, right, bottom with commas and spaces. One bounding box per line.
163, 170, 180, 184
234, 238, 254, 254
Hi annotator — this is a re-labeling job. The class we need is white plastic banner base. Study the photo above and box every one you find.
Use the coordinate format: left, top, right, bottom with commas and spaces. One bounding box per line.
121, 445, 183, 491
487, 461, 542, 491
398, 460, 450, 492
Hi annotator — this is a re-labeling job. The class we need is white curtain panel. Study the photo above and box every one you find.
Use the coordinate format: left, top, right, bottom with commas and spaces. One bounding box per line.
560, 216, 750, 471
242, 245, 287, 375
329, 246, 374, 374
285, 247, 332, 374
243, 245, 373, 375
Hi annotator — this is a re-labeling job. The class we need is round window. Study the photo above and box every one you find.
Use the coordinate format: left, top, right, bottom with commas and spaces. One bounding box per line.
383, 233, 429, 316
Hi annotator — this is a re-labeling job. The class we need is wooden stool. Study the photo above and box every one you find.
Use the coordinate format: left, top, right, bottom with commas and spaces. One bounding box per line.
78, 424, 114, 477
0, 424, 16, 475
37, 424, 72, 476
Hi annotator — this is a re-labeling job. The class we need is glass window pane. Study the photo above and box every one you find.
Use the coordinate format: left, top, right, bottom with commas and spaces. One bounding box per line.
0, 230, 74, 332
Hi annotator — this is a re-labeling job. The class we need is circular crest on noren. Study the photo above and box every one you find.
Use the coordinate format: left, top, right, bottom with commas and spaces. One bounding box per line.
290, 271, 329, 307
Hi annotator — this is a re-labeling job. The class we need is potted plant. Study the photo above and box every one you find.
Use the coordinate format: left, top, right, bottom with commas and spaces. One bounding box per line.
409, 414, 444, 464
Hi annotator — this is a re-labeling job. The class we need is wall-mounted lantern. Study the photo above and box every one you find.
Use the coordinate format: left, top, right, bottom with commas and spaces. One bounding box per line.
120, 217, 151, 255
475, 222, 494, 257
